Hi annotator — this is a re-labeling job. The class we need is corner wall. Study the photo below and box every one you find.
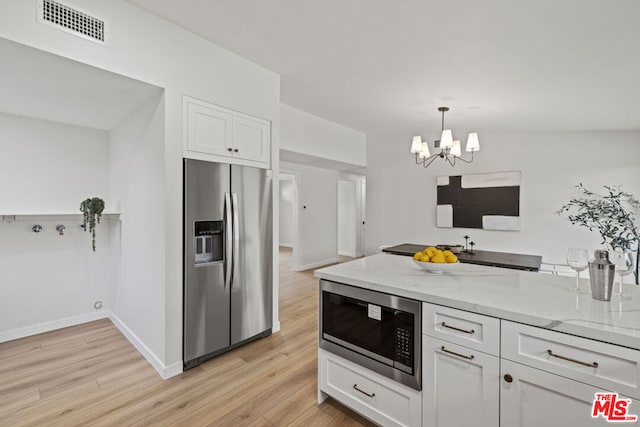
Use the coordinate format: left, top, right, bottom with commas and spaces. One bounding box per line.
108, 91, 171, 375
280, 162, 339, 270
279, 103, 367, 270
280, 104, 366, 166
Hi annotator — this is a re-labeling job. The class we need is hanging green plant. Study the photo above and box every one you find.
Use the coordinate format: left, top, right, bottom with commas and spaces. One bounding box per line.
80, 197, 105, 252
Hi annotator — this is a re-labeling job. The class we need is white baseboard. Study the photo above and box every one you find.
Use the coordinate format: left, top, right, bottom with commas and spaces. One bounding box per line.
297, 257, 339, 272
109, 312, 183, 380
0, 310, 109, 343
338, 250, 357, 258
272, 319, 281, 333
163, 361, 184, 379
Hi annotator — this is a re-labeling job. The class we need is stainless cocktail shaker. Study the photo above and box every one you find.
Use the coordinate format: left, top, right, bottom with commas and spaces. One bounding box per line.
589, 250, 616, 301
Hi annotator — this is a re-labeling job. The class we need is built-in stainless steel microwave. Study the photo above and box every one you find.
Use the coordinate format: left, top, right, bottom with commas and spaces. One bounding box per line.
319, 279, 421, 390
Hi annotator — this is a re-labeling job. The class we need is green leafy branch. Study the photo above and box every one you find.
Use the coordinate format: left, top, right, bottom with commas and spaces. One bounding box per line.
557, 183, 639, 284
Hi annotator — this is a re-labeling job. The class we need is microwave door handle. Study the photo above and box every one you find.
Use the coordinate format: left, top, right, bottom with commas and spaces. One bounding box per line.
224, 192, 233, 290
231, 192, 240, 289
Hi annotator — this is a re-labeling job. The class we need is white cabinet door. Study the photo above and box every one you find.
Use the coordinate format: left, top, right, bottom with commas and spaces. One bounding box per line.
233, 113, 270, 163
186, 100, 233, 157
423, 337, 499, 427
500, 359, 630, 427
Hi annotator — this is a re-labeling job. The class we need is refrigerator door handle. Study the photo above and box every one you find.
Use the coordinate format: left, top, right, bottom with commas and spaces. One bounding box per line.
231, 192, 240, 289
224, 192, 233, 290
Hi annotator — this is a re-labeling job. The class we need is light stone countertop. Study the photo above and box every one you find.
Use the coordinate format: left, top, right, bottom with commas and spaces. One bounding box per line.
314, 254, 640, 351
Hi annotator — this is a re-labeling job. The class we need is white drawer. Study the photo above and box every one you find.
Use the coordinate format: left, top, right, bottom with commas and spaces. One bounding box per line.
502, 320, 640, 400
318, 349, 421, 427
422, 303, 500, 356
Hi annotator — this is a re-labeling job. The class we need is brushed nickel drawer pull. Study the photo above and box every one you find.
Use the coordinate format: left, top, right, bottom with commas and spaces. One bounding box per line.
441, 321, 475, 334
547, 349, 599, 368
441, 346, 475, 360
353, 384, 375, 398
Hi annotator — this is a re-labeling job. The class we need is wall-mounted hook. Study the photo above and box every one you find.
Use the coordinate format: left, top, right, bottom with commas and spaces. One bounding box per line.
32, 225, 43, 233
56, 225, 66, 236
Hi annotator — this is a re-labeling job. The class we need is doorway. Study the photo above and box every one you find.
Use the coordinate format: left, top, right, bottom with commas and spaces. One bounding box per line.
337, 175, 366, 258
337, 180, 357, 258
278, 173, 299, 270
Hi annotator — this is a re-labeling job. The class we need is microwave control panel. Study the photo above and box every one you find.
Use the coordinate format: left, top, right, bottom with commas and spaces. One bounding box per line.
394, 325, 413, 373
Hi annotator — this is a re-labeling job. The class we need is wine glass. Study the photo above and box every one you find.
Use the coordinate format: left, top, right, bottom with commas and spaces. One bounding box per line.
566, 248, 589, 293
611, 249, 635, 300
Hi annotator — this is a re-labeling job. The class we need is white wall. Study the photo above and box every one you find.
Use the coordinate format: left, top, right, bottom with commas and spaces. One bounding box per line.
365, 131, 640, 264
281, 161, 339, 270
0, 113, 110, 212
280, 103, 365, 166
278, 102, 367, 268
279, 177, 296, 247
0, 0, 280, 376
108, 92, 167, 373
0, 113, 113, 341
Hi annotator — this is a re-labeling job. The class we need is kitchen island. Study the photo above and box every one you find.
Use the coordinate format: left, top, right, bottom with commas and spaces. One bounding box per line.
315, 254, 640, 427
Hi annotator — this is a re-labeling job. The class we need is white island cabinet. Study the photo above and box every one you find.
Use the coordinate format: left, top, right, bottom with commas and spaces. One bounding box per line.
422, 303, 500, 427
315, 254, 640, 427
500, 320, 640, 427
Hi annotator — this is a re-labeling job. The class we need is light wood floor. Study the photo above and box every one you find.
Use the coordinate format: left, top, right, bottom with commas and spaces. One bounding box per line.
0, 247, 372, 426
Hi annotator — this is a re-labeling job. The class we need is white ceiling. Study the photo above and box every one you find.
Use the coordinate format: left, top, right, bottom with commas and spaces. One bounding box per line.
126, 0, 640, 136
0, 38, 162, 130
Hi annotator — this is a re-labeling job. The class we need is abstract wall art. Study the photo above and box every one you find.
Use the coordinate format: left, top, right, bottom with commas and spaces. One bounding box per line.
436, 171, 521, 231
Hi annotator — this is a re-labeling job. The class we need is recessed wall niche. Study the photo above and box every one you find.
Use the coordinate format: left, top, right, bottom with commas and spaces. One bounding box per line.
0, 37, 164, 342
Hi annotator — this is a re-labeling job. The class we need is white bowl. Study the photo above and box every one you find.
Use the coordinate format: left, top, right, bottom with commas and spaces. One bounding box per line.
413, 260, 460, 273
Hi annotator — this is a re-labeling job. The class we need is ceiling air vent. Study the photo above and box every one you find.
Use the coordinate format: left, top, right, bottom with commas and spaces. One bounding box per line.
37, 0, 106, 44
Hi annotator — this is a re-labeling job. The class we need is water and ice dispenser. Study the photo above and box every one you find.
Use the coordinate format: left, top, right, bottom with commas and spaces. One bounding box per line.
194, 220, 223, 264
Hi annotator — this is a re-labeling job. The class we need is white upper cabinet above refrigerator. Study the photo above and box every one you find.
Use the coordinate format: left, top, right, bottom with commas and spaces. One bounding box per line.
184, 95, 271, 167
233, 112, 270, 164
185, 99, 234, 157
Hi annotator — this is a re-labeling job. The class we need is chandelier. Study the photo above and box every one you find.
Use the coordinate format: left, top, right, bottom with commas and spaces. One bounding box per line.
410, 107, 480, 168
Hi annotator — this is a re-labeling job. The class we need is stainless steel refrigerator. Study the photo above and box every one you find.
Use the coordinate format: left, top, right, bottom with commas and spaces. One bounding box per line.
183, 158, 273, 369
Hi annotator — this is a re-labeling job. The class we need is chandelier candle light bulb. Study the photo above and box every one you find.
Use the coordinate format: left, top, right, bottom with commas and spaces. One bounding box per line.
411, 106, 480, 168
420, 141, 430, 158
466, 132, 480, 152
410, 135, 422, 154
440, 129, 454, 148
450, 140, 462, 157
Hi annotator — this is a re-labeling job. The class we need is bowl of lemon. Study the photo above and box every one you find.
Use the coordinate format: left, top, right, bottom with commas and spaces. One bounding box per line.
413, 246, 460, 273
